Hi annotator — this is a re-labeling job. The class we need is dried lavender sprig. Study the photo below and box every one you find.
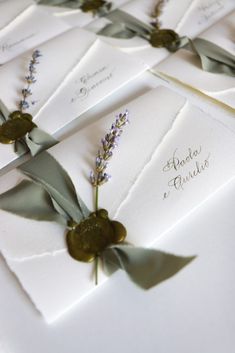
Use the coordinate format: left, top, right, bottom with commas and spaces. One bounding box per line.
90, 110, 129, 285
19, 50, 42, 112
90, 110, 129, 189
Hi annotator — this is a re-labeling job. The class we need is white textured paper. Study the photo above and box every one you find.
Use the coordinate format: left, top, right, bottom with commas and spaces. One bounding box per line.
156, 10, 235, 109
0, 0, 33, 31
1, 86, 235, 322
176, 0, 235, 37
0, 4, 70, 64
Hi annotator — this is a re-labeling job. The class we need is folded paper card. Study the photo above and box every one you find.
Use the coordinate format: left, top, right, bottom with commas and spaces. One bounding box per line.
0, 4, 70, 65
0, 86, 235, 323
0, 27, 147, 172
175, 0, 235, 37
155, 10, 235, 110
87, 0, 235, 67
0, 0, 33, 31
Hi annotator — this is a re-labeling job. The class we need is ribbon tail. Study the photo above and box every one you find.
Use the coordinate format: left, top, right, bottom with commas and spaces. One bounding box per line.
162, 35, 235, 76
14, 139, 29, 156
98, 8, 151, 39
25, 127, 58, 156
102, 245, 196, 289
18, 151, 90, 223
98, 22, 136, 39
185, 37, 235, 76
0, 180, 67, 225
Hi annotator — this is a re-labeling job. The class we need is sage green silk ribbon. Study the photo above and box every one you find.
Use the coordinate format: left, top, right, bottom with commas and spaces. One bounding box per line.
0, 179, 67, 225
17, 127, 58, 156
0, 109, 57, 156
98, 9, 235, 76
102, 245, 195, 289
178, 37, 235, 76
19, 151, 90, 223
99, 9, 152, 39
0, 151, 195, 288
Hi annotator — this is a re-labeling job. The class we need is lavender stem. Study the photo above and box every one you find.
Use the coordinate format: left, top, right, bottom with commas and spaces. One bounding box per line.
95, 256, 99, 285
95, 185, 99, 212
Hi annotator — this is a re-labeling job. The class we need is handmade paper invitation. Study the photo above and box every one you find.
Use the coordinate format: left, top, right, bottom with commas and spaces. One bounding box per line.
0, 4, 70, 65
0, 86, 235, 323
155, 10, 235, 110
0, 27, 147, 172
87, 0, 235, 67
176, 0, 235, 37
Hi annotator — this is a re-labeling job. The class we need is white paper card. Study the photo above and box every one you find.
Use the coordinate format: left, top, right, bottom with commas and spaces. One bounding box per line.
0, 4, 70, 64
1, 86, 235, 323
0, 0, 33, 31
0, 27, 147, 172
177, 0, 235, 37
156, 10, 235, 110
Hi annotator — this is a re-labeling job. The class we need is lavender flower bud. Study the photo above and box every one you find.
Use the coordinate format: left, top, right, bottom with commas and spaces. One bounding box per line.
90, 171, 96, 186
19, 100, 30, 110
90, 110, 129, 187
25, 75, 36, 84
22, 88, 32, 97
19, 49, 42, 112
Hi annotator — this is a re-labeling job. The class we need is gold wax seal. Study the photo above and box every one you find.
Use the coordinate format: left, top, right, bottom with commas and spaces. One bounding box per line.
150, 29, 180, 49
0, 110, 35, 144
80, 0, 106, 12
66, 209, 126, 262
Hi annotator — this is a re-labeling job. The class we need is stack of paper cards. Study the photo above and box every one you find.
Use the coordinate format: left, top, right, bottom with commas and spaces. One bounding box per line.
87, 0, 235, 67
156, 10, 235, 110
0, 27, 147, 172
0, 86, 235, 323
